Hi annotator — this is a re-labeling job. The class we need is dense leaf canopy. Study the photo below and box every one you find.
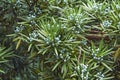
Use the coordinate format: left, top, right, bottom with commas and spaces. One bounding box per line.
0, 0, 120, 80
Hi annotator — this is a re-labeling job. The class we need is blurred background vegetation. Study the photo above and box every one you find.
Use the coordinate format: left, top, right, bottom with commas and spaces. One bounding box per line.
0, 0, 120, 80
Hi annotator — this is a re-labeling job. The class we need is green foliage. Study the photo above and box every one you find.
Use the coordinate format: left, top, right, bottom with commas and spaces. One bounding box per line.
0, 0, 120, 80
0, 46, 15, 74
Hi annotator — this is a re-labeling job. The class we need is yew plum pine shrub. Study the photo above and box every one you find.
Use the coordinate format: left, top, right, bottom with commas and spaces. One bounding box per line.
0, 0, 120, 80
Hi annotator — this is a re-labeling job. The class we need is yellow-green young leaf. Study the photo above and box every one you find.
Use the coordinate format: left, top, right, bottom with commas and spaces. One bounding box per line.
33, 69, 40, 74
101, 62, 112, 71
13, 37, 20, 42
28, 44, 32, 51
11, 0, 16, 3
52, 17, 56, 24
103, 76, 114, 80
62, 64, 67, 78
28, 52, 37, 60
52, 61, 61, 71
114, 48, 120, 61
54, 48, 58, 56
16, 39, 21, 49
0, 69, 5, 73
0, 60, 9, 63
